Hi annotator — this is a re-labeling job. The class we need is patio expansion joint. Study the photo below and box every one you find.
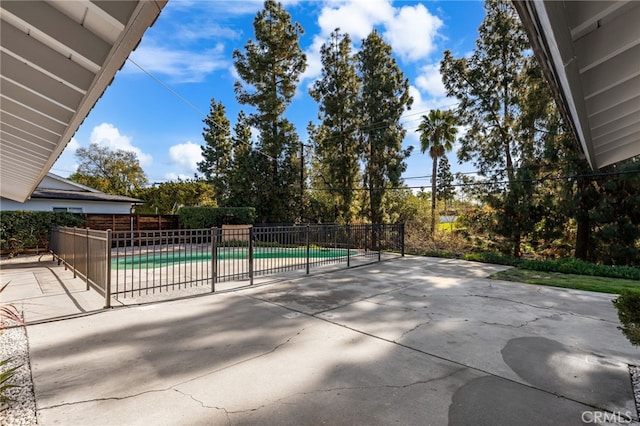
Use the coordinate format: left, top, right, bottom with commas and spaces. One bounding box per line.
307, 282, 418, 317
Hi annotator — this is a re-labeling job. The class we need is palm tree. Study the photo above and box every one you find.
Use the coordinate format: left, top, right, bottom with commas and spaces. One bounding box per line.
416, 109, 458, 234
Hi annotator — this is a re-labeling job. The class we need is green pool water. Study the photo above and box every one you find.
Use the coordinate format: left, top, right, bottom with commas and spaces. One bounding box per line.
113, 247, 352, 268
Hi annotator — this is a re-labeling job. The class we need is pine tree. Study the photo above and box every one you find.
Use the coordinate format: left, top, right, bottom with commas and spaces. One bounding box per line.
232, 0, 307, 223
357, 30, 413, 224
227, 111, 256, 208
197, 98, 232, 204
436, 155, 455, 213
440, 0, 540, 256
309, 29, 362, 223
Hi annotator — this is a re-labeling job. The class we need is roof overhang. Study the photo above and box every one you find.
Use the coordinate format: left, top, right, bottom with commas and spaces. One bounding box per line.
0, 0, 167, 202
513, 0, 640, 169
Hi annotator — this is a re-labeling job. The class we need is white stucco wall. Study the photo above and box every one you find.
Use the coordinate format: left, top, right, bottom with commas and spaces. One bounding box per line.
37, 175, 88, 191
0, 198, 133, 214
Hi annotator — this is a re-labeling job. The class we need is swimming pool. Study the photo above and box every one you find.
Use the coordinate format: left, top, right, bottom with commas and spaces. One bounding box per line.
113, 247, 353, 268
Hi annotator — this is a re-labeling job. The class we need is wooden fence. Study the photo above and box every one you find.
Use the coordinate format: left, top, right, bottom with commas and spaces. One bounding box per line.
84, 214, 179, 232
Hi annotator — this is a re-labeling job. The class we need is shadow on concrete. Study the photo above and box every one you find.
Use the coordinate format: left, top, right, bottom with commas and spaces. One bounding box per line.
26, 256, 638, 425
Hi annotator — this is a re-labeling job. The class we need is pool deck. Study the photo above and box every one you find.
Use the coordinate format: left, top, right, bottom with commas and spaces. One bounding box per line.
1, 254, 638, 425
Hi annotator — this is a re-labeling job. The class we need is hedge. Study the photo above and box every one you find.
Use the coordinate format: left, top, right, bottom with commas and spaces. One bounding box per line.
0, 211, 85, 255
461, 252, 640, 281
178, 207, 256, 229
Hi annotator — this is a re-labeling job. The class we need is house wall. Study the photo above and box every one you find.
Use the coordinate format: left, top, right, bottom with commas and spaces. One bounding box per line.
37, 175, 95, 191
0, 197, 133, 214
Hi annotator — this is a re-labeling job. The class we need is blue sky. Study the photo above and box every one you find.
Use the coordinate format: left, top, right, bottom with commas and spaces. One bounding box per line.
52, 0, 486, 190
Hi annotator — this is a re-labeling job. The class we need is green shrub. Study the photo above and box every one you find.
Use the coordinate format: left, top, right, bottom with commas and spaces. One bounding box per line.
0, 211, 84, 256
461, 252, 520, 267
460, 252, 640, 280
612, 290, 640, 347
179, 207, 256, 229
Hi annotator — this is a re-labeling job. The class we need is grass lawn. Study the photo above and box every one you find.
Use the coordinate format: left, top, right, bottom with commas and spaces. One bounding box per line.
490, 268, 640, 294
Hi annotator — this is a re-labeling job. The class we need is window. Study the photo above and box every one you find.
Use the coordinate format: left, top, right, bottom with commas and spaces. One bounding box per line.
52, 207, 83, 213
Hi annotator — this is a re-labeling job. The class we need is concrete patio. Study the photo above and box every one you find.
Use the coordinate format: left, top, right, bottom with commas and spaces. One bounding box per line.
2, 255, 638, 425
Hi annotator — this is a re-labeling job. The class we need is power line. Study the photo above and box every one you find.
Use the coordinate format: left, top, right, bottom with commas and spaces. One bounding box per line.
126, 57, 276, 162
307, 168, 640, 192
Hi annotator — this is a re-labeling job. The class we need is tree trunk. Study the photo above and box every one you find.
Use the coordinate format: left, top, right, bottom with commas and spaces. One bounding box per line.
512, 229, 521, 258
574, 216, 590, 260
431, 157, 437, 234
574, 177, 591, 261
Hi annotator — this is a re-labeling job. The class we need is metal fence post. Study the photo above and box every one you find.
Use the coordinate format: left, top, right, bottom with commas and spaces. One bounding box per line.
105, 229, 112, 309
249, 227, 254, 285
306, 224, 310, 275
364, 225, 369, 253
86, 228, 90, 290
72, 227, 77, 278
346, 224, 351, 268
211, 227, 217, 292
400, 223, 405, 257
378, 225, 381, 262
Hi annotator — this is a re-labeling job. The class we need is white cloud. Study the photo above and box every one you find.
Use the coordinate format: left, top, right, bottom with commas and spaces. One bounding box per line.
164, 172, 195, 181
317, 0, 395, 41
127, 43, 229, 83
383, 4, 443, 62
90, 123, 153, 168
415, 63, 447, 98
302, 0, 445, 85
168, 141, 202, 175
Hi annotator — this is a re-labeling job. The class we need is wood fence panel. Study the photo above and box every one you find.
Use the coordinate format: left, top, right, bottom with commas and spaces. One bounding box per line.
84, 214, 179, 232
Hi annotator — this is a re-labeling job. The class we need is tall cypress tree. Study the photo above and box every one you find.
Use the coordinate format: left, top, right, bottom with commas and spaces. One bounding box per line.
436, 155, 455, 213
309, 29, 362, 223
357, 30, 413, 224
441, 0, 543, 256
227, 111, 256, 208
232, 0, 307, 223
197, 98, 232, 204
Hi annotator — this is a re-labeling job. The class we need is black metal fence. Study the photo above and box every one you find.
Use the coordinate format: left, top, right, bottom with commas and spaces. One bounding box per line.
49, 227, 112, 300
51, 223, 404, 307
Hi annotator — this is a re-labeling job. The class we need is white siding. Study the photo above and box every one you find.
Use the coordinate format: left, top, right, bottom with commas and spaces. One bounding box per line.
0, 197, 133, 214
38, 175, 99, 192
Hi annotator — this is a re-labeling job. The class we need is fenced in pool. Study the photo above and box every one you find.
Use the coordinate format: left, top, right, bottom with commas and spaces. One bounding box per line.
51, 223, 404, 306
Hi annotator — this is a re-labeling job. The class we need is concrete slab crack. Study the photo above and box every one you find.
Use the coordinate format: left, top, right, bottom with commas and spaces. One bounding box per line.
38, 388, 171, 411
214, 367, 469, 418
174, 327, 307, 389
172, 388, 231, 425
294, 367, 468, 396
397, 315, 432, 340
469, 294, 615, 323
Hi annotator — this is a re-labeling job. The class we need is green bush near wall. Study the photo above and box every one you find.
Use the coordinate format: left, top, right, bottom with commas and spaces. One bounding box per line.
0, 211, 85, 255
178, 207, 256, 229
